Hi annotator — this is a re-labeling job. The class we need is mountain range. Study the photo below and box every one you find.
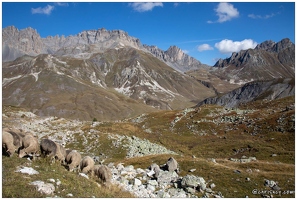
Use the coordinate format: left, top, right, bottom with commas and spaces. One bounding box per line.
2, 26, 295, 120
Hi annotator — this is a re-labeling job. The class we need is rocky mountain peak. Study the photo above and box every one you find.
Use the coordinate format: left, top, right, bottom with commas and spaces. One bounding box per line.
255, 40, 275, 50
212, 38, 295, 83
255, 38, 293, 53
273, 38, 294, 53
143, 45, 208, 72
2, 26, 44, 61
165, 45, 184, 61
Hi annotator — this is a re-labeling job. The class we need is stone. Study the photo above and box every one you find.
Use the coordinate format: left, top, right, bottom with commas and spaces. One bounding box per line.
157, 190, 170, 198
136, 168, 145, 174
181, 175, 206, 189
108, 162, 114, 168
30, 181, 55, 195
124, 165, 134, 172
205, 188, 213, 193
48, 178, 55, 183
134, 178, 142, 186
185, 187, 196, 194
146, 184, 156, 191
147, 179, 158, 186
158, 170, 179, 184
189, 169, 196, 172
56, 179, 61, 186
166, 157, 178, 172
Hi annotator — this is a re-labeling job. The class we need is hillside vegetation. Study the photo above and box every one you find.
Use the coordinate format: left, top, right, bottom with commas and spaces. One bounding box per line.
2, 96, 295, 198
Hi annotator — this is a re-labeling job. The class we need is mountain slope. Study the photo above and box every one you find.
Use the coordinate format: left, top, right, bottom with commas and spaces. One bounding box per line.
196, 78, 295, 108
212, 38, 295, 84
2, 47, 216, 120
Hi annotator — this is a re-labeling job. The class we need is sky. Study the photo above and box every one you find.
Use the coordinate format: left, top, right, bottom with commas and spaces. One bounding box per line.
2, 1, 295, 66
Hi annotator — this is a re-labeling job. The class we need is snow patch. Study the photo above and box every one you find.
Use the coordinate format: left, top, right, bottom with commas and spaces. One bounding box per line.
30, 71, 41, 82
115, 79, 133, 96
2, 75, 22, 86
90, 72, 106, 88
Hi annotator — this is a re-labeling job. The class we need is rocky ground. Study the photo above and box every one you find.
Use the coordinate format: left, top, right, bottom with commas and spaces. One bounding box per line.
3, 95, 295, 198
3, 106, 222, 198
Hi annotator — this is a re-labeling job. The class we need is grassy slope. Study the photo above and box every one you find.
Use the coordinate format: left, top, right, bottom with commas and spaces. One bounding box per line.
2, 96, 295, 198
2, 156, 134, 198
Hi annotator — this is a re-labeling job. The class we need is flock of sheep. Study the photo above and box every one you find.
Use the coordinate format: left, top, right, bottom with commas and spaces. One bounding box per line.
2, 127, 112, 185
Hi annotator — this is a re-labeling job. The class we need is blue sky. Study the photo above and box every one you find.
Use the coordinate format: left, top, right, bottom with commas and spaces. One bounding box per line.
2, 2, 295, 65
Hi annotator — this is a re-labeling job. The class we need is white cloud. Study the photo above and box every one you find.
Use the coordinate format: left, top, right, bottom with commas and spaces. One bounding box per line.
248, 13, 275, 19
55, 2, 69, 7
248, 6, 282, 19
31, 5, 54, 15
208, 2, 239, 23
173, 3, 179, 7
129, 2, 163, 12
197, 44, 214, 52
182, 49, 189, 54
215, 39, 257, 54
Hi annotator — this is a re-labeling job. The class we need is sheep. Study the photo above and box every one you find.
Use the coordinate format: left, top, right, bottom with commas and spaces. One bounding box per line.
166, 157, 179, 173
93, 165, 112, 185
2, 129, 22, 153
40, 139, 57, 161
18, 135, 39, 158
65, 149, 73, 157
65, 150, 82, 172
80, 156, 95, 174
2, 130, 16, 157
54, 142, 66, 163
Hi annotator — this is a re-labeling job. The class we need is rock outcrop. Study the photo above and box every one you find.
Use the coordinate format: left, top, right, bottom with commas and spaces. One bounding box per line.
196, 78, 295, 108
144, 45, 209, 72
2, 26, 206, 73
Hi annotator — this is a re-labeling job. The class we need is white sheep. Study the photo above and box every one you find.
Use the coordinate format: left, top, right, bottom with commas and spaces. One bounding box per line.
80, 156, 95, 174
2, 127, 23, 152
65, 150, 82, 172
2, 130, 16, 157
54, 142, 66, 162
18, 135, 39, 158
93, 165, 112, 185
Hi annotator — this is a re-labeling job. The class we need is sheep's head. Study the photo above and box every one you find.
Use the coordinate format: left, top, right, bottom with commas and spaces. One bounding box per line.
18, 149, 27, 158
6, 150, 12, 157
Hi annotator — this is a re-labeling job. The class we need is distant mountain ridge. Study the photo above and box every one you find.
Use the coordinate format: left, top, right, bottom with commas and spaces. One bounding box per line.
2, 26, 207, 72
2, 26, 295, 121
213, 38, 295, 83
143, 45, 209, 72
196, 78, 295, 108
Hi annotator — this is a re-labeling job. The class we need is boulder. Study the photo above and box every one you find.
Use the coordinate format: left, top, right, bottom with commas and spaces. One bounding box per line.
30, 181, 55, 195
181, 175, 206, 191
166, 157, 179, 172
